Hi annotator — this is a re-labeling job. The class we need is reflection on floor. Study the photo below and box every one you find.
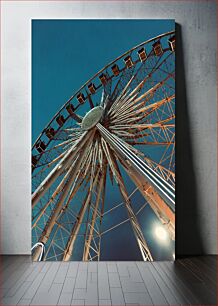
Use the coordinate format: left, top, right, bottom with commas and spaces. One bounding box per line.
0, 256, 217, 305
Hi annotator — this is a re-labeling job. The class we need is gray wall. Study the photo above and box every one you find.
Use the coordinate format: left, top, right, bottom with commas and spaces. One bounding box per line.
1, 1, 217, 255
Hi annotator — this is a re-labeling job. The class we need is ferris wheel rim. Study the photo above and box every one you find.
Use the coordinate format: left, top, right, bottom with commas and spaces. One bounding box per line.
32, 30, 175, 149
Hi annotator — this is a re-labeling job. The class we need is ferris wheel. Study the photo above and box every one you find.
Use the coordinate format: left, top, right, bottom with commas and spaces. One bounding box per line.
32, 31, 175, 261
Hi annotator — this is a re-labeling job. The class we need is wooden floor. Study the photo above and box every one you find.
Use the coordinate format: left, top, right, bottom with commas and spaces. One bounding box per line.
0, 256, 217, 305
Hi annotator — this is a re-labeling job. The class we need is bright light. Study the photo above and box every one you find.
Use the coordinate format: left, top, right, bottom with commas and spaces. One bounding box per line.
154, 226, 168, 241
173, 253, 175, 260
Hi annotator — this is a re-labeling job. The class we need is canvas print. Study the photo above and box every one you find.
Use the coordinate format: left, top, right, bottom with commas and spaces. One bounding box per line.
32, 20, 175, 261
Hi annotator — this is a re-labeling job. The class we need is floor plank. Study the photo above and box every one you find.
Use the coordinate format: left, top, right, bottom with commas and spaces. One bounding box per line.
136, 263, 169, 305
159, 261, 200, 304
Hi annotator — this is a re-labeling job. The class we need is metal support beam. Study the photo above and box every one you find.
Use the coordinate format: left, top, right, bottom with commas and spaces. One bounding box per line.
98, 123, 175, 240
32, 131, 93, 208
83, 165, 106, 261
101, 139, 153, 261
62, 169, 101, 261
32, 132, 95, 261
97, 123, 175, 210
119, 156, 175, 240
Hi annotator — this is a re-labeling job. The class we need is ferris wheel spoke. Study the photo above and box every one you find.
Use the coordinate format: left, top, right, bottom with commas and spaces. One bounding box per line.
33, 146, 70, 171
139, 154, 175, 185
110, 65, 135, 104
108, 74, 138, 115
109, 51, 174, 118
110, 94, 175, 125
95, 165, 107, 260
32, 170, 86, 239
32, 163, 76, 228
90, 139, 99, 180
157, 68, 175, 79
126, 141, 174, 146
110, 76, 154, 118
110, 79, 171, 124
51, 125, 83, 142
109, 92, 139, 120
33, 170, 76, 261
108, 65, 155, 117
110, 123, 174, 132
101, 137, 153, 260
83, 164, 106, 261
101, 218, 130, 236
110, 46, 170, 107
34, 140, 71, 160
108, 152, 153, 261
62, 167, 101, 261
126, 74, 173, 108
32, 148, 71, 173
32, 135, 95, 261
111, 125, 174, 142
33, 133, 85, 170
115, 130, 148, 140
32, 130, 95, 208
129, 95, 174, 127
116, 129, 175, 184
97, 124, 175, 208
113, 150, 175, 240
105, 187, 139, 216
158, 139, 175, 170
43, 225, 60, 261
145, 126, 174, 146
58, 172, 90, 219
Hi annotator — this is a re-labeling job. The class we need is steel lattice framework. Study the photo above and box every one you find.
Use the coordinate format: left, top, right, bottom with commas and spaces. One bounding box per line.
32, 31, 175, 261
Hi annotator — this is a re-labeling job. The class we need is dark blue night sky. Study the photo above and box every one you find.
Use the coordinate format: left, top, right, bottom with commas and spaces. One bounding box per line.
32, 19, 175, 261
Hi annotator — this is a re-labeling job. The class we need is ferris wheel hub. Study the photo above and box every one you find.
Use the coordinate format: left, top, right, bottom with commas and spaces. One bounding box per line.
81, 106, 104, 130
